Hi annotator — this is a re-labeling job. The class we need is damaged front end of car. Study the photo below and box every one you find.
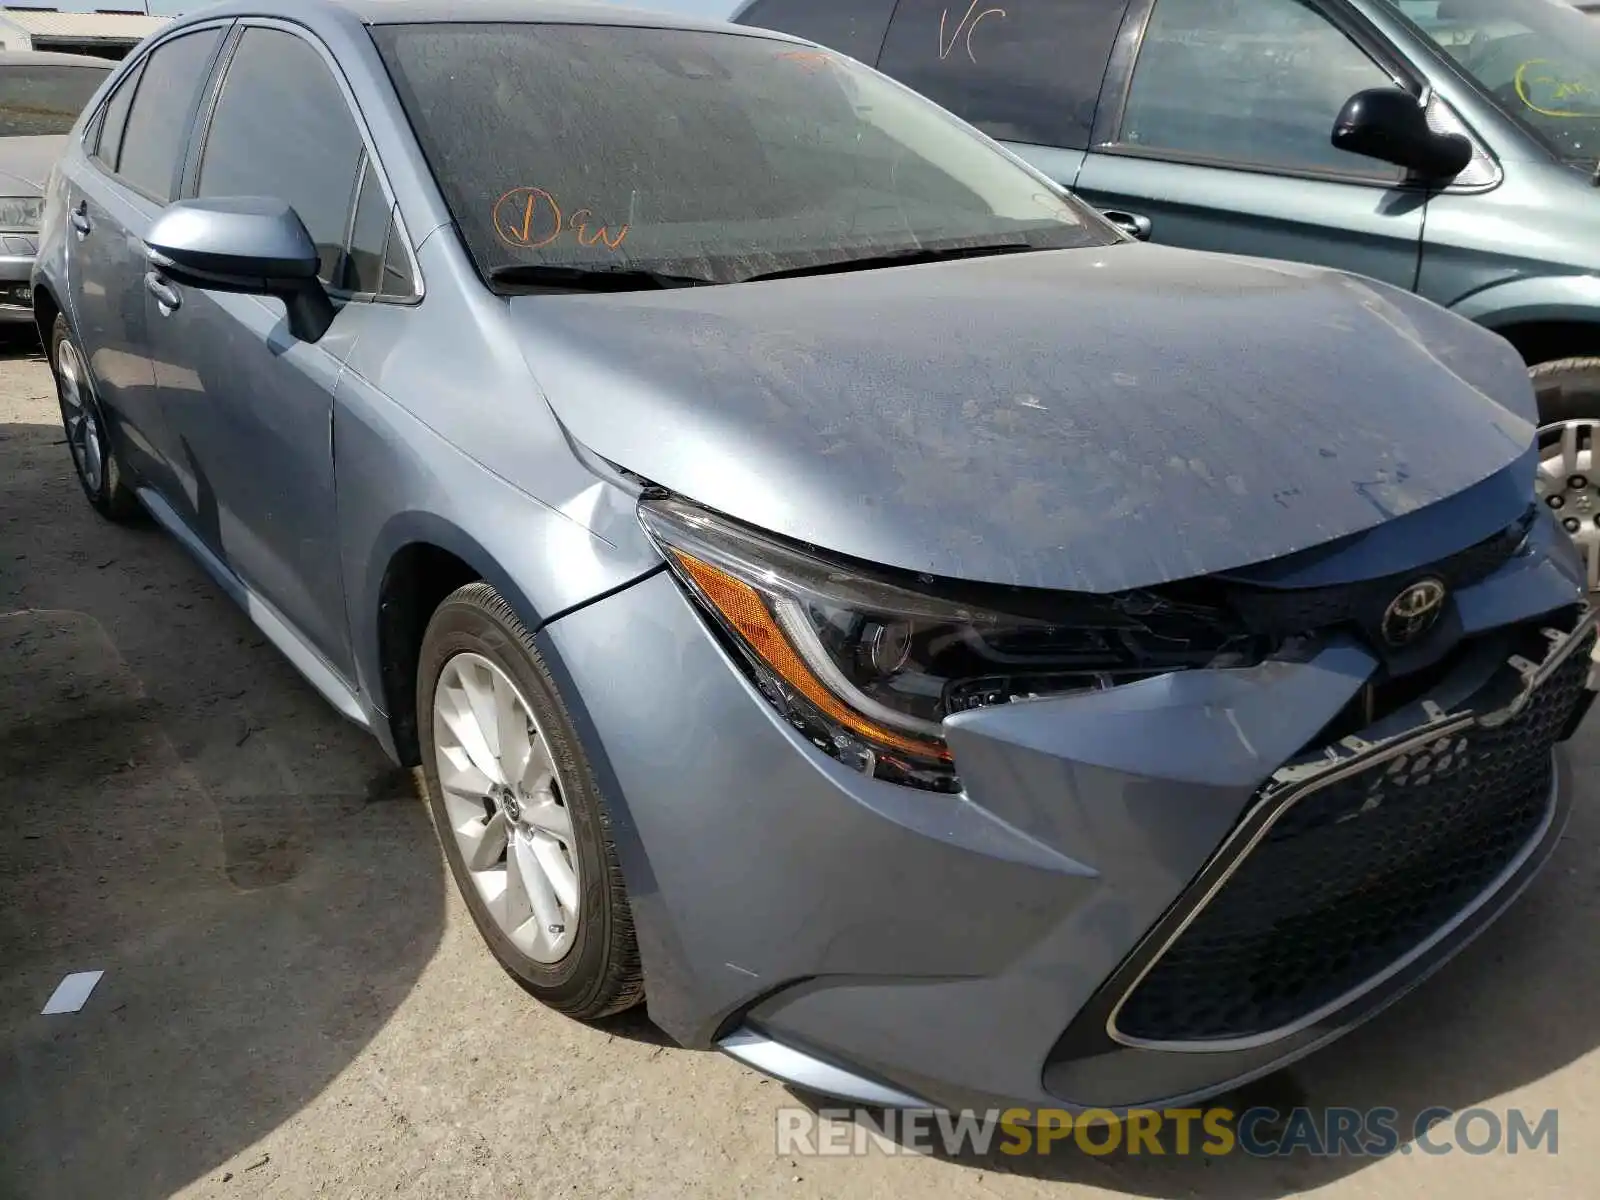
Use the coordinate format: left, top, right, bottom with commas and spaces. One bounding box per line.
1051, 598, 1595, 1075
621, 475, 1596, 1110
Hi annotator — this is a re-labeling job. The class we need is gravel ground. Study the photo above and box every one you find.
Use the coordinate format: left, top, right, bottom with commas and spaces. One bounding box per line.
4, 339, 1600, 1199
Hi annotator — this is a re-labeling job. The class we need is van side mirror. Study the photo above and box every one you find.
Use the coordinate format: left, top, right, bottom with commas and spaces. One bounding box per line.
145, 196, 334, 343
1331, 87, 1473, 182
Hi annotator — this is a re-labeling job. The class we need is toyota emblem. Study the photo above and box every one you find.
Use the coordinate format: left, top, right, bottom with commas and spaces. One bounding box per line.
1381, 577, 1448, 646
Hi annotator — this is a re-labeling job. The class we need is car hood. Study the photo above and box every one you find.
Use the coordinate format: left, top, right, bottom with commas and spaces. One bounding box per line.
509, 243, 1538, 593
0, 135, 64, 192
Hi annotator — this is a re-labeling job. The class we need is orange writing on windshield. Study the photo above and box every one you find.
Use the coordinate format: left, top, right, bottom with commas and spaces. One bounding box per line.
777, 49, 834, 73
493, 188, 630, 253
569, 208, 630, 251
493, 187, 563, 250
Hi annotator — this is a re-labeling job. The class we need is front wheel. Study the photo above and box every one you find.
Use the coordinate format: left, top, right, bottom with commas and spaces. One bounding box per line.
416, 582, 644, 1019
1533, 358, 1600, 593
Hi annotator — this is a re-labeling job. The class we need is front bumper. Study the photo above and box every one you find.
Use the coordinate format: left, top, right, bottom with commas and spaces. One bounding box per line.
0, 237, 37, 322
538, 517, 1595, 1114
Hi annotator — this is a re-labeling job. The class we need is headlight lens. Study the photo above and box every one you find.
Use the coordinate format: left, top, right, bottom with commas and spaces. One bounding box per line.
640, 494, 1259, 791
0, 196, 42, 231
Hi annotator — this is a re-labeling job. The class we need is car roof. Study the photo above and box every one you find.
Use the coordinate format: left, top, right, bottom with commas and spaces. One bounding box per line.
181, 0, 776, 34
0, 49, 116, 69
349, 0, 733, 26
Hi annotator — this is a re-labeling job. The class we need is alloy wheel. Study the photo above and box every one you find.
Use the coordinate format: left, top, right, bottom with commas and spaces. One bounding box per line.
1536, 418, 1600, 595
432, 651, 581, 963
55, 338, 103, 496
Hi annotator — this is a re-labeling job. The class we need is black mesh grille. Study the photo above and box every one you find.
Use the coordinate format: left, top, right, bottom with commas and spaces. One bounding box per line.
1114, 634, 1592, 1045
1226, 511, 1533, 640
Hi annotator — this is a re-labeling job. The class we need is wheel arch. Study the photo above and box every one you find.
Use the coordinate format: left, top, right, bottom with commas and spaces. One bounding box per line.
367, 514, 546, 763
364, 510, 655, 767
1491, 320, 1600, 370
31, 279, 60, 349
374, 537, 484, 766
1448, 277, 1600, 367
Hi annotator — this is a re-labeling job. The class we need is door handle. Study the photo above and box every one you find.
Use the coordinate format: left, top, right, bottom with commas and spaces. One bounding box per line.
144, 271, 181, 313
1101, 210, 1153, 241
70, 200, 91, 238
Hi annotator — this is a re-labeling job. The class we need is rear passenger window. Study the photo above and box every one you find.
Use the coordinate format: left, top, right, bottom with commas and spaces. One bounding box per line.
91, 58, 142, 171
197, 27, 364, 284
1119, 0, 1404, 178
737, 0, 898, 62
114, 29, 222, 202
876, 0, 1131, 149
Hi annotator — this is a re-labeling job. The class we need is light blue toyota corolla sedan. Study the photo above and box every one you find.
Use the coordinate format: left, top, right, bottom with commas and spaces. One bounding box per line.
33, 0, 1600, 1114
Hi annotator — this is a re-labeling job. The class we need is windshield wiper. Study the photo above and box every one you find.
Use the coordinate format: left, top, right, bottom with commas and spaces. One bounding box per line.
739, 241, 1043, 283
489, 264, 714, 291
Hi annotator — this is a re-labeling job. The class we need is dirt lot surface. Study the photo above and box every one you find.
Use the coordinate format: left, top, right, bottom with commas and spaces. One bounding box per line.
4, 338, 1600, 1199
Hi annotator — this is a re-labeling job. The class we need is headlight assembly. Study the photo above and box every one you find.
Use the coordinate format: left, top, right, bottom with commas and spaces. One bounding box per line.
639, 493, 1259, 792
0, 196, 42, 232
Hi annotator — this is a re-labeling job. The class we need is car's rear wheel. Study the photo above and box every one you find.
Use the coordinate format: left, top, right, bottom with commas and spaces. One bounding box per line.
416, 582, 643, 1018
1533, 358, 1600, 594
49, 314, 139, 522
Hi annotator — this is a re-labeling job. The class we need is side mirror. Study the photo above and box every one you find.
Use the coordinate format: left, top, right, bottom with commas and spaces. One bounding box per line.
145, 196, 334, 343
1331, 87, 1474, 182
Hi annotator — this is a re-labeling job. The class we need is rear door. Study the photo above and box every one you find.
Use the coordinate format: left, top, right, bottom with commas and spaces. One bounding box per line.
145, 22, 414, 680
1073, 0, 1426, 288
872, 0, 1132, 189
65, 25, 226, 505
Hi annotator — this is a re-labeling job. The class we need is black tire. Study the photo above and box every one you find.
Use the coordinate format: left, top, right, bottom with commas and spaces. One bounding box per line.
1531, 357, 1600, 427
416, 581, 644, 1019
48, 313, 140, 522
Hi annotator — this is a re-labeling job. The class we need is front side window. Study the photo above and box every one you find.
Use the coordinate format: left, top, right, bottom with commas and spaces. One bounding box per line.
1119, 0, 1403, 178
876, 0, 1131, 149
197, 28, 364, 283
0, 65, 110, 137
1381, 0, 1600, 165
116, 28, 222, 202
372, 22, 1113, 288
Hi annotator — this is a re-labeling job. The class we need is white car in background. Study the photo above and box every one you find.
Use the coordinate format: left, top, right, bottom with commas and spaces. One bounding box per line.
0, 49, 112, 322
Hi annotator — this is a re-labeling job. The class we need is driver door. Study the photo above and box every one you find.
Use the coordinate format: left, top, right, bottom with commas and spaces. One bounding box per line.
1075, 0, 1427, 290
143, 24, 380, 681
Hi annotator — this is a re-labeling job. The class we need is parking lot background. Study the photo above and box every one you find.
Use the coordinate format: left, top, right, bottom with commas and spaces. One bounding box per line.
4, 338, 1600, 1198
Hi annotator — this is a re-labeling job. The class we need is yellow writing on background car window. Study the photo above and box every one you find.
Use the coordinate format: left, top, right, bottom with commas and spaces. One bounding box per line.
1514, 58, 1599, 118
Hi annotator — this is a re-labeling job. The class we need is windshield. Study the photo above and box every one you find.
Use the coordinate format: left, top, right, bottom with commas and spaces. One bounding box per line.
0, 64, 110, 137
1382, 0, 1600, 163
372, 23, 1113, 287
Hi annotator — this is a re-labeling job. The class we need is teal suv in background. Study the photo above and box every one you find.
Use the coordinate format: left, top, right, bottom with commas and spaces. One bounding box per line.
675, 0, 1600, 584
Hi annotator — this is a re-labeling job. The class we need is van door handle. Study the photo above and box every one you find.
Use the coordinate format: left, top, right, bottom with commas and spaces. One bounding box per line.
1101, 210, 1152, 241
70, 201, 91, 238
144, 271, 180, 313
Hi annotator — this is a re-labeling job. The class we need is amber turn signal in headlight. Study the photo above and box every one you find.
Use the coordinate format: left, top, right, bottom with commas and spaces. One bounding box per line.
668, 548, 954, 765
640, 493, 1253, 792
